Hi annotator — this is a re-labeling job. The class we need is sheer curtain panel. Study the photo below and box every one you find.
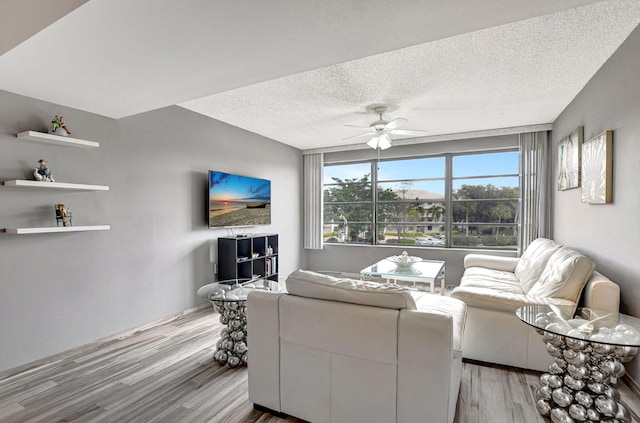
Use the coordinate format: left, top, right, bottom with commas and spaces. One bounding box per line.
519, 131, 551, 254
303, 153, 323, 249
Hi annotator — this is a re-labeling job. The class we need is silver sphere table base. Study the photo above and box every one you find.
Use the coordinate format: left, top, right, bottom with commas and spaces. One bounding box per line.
535, 329, 638, 423
212, 300, 248, 368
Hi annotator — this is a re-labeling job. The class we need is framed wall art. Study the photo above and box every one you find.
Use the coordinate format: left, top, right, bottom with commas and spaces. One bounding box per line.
557, 127, 583, 191
581, 130, 613, 204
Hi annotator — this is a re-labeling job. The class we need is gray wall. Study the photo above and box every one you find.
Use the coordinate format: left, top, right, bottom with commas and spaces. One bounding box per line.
0, 90, 302, 372
552, 25, 640, 381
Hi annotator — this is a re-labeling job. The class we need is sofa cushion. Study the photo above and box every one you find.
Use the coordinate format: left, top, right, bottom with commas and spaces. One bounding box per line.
460, 267, 524, 294
286, 269, 417, 310
515, 238, 563, 292
526, 247, 595, 303
450, 286, 576, 313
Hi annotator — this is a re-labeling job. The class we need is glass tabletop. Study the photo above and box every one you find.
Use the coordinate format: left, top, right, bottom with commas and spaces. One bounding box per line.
361, 258, 445, 280
197, 278, 269, 302
516, 304, 640, 347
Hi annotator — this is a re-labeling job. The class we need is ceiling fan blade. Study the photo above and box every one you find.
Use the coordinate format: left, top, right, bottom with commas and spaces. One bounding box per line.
344, 124, 373, 130
343, 132, 377, 141
384, 118, 408, 130
387, 128, 428, 136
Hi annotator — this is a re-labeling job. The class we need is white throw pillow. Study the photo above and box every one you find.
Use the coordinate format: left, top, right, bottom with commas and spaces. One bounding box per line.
526, 247, 595, 303
515, 238, 563, 292
286, 269, 417, 310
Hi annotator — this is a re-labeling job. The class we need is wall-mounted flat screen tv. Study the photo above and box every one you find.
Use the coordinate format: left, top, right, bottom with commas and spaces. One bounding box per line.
208, 170, 271, 228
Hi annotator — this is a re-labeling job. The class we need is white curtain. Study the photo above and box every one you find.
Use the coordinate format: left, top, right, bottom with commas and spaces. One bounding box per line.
518, 131, 551, 254
303, 153, 323, 249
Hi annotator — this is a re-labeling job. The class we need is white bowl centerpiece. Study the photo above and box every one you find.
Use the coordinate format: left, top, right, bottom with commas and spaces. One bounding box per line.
387, 251, 422, 271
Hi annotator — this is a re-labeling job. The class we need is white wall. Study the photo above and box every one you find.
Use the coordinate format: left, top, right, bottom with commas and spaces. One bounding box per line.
0, 90, 302, 372
552, 25, 640, 381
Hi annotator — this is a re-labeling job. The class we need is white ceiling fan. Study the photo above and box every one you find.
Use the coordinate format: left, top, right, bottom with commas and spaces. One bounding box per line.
343, 105, 428, 150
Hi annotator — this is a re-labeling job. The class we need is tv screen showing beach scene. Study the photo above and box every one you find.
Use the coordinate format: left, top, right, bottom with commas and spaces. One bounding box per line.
208, 170, 271, 228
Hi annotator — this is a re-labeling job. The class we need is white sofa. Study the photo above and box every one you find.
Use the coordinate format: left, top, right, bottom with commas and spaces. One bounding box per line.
247, 269, 467, 423
450, 238, 620, 371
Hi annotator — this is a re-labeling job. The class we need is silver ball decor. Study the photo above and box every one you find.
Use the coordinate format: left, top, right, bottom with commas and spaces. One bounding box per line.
536, 399, 552, 416
568, 404, 587, 422
227, 355, 241, 368
241, 351, 249, 365
230, 330, 245, 341
585, 408, 600, 421
540, 373, 551, 386
594, 395, 618, 417
574, 391, 593, 408
214, 350, 228, 364
211, 298, 251, 367
567, 364, 589, 380
531, 313, 639, 423
550, 407, 574, 423
221, 338, 234, 351
233, 341, 247, 355
547, 343, 564, 358
548, 375, 564, 389
537, 386, 553, 401
552, 388, 573, 408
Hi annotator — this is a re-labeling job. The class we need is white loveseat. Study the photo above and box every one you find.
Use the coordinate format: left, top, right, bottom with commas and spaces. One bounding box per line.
247, 269, 467, 423
450, 238, 620, 371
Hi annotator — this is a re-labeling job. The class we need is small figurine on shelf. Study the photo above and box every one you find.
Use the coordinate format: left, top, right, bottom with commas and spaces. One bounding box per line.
55, 204, 72, 227
49, 115, 71, 136
33, 159, 55, 182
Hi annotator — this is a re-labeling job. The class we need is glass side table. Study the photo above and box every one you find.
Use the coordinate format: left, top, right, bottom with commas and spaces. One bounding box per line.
516, 304, 640, 422
197, 278, 271, 368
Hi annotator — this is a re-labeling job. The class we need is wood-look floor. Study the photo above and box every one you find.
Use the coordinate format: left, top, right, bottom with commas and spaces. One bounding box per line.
1, 306, 639, 423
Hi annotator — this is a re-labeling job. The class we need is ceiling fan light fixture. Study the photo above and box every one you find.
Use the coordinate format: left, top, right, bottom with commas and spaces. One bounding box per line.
367, 134, 392, 150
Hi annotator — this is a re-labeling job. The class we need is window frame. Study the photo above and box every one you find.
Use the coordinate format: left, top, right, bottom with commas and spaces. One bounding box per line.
322, 148, 520, 249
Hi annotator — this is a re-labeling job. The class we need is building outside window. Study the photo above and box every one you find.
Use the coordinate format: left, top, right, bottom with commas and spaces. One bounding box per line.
322, 150, 519, 250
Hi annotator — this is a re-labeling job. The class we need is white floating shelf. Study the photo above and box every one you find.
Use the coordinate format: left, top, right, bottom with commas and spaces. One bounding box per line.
4, 225, 110, 234
16, 131, 99, 148
3, 180, 109, 191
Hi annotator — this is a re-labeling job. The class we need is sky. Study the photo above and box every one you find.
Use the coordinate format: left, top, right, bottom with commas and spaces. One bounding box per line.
209, 171, 271, 202
324, 151, 519, 195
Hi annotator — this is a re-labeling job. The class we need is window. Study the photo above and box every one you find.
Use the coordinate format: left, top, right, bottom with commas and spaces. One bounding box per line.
323, 150, 519, 249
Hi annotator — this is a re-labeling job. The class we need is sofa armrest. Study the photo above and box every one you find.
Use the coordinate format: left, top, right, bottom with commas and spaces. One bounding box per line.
450, 286, 575, 313
581, 271, 620, 313
464, 254, 519, 272
397, 305, 465, 423
247, 290, 287, 411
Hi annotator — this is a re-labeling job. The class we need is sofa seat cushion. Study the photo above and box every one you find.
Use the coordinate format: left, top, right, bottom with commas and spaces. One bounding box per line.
460, 267, 524, 294
514, 238, 563, 292
411, 293, 467, 352
287, 269, 417, 310
527, 247, 595, 303
450, 286, 576, 313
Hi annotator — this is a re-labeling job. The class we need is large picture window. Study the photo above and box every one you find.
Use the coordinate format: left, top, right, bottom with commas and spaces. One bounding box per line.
323, 150, 519, 249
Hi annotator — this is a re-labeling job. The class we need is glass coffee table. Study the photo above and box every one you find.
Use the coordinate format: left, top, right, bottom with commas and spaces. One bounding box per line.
360, 256, 445, 293
517, 304, 640, 422
197, 278, 272, 367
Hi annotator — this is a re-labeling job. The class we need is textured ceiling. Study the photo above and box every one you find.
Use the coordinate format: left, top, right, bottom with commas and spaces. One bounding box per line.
1, 0, 639, 151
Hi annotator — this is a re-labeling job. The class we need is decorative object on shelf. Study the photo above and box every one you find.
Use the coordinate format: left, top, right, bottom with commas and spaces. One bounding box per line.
34, 159, 55, 182
387, 251, 423, 271
55, 204, 72, 227
581, 130, 613, 204
49, 115, 71, 136
557, 126, 583, 191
